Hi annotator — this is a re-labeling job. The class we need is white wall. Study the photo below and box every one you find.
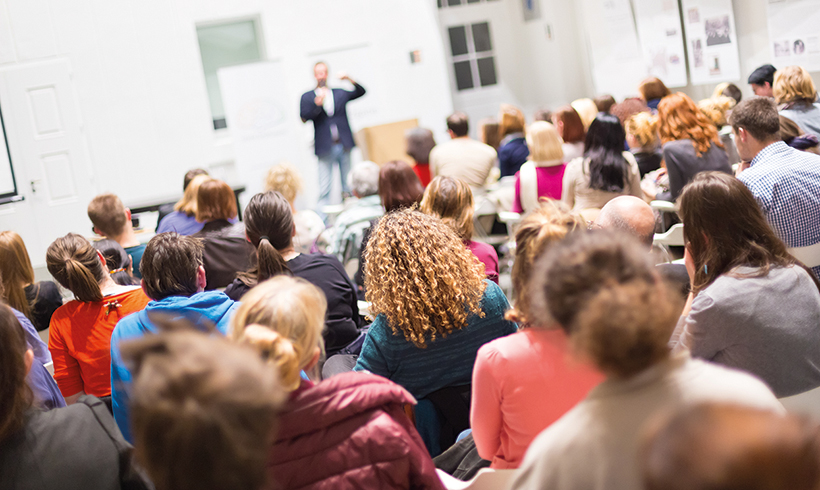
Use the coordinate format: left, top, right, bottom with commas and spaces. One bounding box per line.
0, 0, 453, 266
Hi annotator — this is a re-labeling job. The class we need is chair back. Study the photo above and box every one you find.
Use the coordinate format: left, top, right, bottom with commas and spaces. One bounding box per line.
437, 468, 519, 490
789, 243, 820, 268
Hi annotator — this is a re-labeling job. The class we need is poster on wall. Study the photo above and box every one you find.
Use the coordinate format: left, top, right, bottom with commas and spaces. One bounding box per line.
767, 0, 820, 72
580, 0, 646, 99
633, 0, 688, 87
681, 0, 741, 85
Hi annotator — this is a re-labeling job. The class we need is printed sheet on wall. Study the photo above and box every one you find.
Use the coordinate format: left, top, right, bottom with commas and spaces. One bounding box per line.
580, 0, 646, 99
633, 0, 688, 88
680, 0, 741, 84
767, 0, 820, 72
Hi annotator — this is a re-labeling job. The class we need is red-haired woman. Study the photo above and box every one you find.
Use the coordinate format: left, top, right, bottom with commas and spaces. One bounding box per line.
652, 93, 731, 201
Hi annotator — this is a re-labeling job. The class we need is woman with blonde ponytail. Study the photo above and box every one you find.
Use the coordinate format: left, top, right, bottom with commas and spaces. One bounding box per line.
46, 233, 149, 404
231, 276, 445, 490
470, 203, 602, 469
226, 191, 361, 357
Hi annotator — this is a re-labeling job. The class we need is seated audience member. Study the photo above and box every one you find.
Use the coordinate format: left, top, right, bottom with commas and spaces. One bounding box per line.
775, 65, 820, 139
354, 210, 517, 400
156, 173, 210, 235
429, 112, 497, 188
571, 98, 598, 130
643, 403, 820, 490
225, 191, 361, 357
123, 330, 283, 490
87, 193, 147, 278
748, 64, 777, 97
733, 97, 820, 278
551, 106, 586, 162
265, 163, 325, 253
610, 97, 650, 126
0, 230, 62, 332
639, 76, 671, 112
4, 292, 65, 410
594, 196, 655, 247
155, 168, 208, 231
497, 104, 530, 178
512, 121, 566, 213
472, 204, 602, 469
478, 117, 502, 151
698, 96, 741, 165
594, 94, 617, 114
594, 196, 691, 297
712, 82, 742, 105
93, 239, 140, 286
511, 230, 783, 490
624, 112, 662, 177
561, 114, 642, 211
110, 232, 238, 442
421, 176, 499, 284
533, 108, 552, 123
46, 233, 149, 404
230, 276, 445, 490
406, 127, 436, 187
0, 304, 150, 490
192, 178, 256, 289
670, 172, 820, 397
327, 160, 384, 261
355, 160, 425, 297
780, 114, 820, 154
651, 92, 731, 202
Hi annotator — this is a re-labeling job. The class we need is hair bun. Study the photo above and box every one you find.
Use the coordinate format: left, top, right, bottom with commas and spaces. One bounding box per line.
239, 324, 301, 390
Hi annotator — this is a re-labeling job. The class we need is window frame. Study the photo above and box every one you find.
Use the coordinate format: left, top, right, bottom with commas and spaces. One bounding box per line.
448, 21, 498, 92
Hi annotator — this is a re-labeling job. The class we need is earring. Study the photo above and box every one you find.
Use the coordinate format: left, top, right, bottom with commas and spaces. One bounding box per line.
704, 264, 708, 274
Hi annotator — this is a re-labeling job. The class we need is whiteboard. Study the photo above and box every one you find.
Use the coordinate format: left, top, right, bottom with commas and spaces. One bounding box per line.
0, 103, 17, 199
633, 0, 688, 87
767, 0, 820, 72
681, 0, 741, 84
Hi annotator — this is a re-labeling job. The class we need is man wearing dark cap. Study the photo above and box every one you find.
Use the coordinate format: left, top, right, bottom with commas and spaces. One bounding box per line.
748, 64, 777, 97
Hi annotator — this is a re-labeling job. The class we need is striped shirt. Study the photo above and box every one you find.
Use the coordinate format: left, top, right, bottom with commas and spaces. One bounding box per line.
354, 280, 518, 400
739, 141, 820, 277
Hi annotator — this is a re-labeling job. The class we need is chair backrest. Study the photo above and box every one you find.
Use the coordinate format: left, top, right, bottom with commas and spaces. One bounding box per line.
437, 468, 519, 490
789, 243, 820, 268
654, 223, 685, 247
780, 385, 820, 421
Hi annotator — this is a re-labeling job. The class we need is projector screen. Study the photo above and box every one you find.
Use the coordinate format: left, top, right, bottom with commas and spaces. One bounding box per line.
0, 103, 18, 201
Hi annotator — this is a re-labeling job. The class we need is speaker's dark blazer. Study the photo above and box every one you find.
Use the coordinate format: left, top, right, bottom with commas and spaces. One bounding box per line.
300, 83, 366, 157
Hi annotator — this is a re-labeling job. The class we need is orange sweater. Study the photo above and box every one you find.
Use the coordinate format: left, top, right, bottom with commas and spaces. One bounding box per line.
48, 288, 150, 397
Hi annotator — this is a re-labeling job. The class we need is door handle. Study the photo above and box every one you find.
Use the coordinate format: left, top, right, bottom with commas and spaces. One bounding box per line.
30, 179, 42, 193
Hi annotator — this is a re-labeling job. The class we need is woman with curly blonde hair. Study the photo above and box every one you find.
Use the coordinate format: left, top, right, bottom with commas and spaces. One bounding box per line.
420, 176, 499, 284
775, 65, 820, 139
698, 96, 740, 165
471, 203, 601, 469
624, 112, 662, 177
652, 92, 731, 201
354, 210, 517, 401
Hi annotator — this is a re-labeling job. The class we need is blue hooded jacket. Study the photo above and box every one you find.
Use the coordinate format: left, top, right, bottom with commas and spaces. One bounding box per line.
110, 291, 238, 442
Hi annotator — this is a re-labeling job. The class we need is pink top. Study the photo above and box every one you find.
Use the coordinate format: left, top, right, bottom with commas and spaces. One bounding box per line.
471, 328, 603, 468
512, 165, 566, 213
466, 240, 499, 284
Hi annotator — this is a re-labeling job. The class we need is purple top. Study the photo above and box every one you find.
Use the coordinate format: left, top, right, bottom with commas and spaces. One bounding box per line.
13, 308, 65, 410
467, 240, 499, 284
512, 165, 566, 213
157, 211, 205, 236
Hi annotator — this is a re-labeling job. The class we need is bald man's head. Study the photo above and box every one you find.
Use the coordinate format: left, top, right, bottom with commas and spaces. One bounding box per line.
595, 196, 655, 248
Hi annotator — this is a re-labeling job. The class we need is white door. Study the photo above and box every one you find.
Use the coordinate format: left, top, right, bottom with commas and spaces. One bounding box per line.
0, 59, 95, 267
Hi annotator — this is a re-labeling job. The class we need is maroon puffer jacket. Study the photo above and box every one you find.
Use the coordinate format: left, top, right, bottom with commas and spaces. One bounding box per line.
267, 372, 445, 490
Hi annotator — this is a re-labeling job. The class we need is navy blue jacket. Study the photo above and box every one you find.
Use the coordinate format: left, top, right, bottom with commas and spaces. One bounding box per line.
301, 83, 366, 156
498, 137, 530, 178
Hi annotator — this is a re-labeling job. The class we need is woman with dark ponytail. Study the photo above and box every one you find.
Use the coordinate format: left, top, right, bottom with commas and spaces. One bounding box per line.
225, 192, 361, 356
93, 239, 140, 286
46, 233, 149, 404
561, 114, 642, 211
0, 303, 150, 489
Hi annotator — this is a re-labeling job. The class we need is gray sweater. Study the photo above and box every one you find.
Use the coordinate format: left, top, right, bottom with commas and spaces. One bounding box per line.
672, 265, 820, 397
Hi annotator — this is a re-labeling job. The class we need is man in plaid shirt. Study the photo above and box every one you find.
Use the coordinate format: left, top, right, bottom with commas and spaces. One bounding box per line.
733, 97, 820, 278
